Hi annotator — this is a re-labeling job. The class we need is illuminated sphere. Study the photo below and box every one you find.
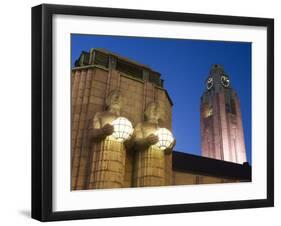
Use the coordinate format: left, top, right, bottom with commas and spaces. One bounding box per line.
154, 128, 174, 150
111, 117, 134, 142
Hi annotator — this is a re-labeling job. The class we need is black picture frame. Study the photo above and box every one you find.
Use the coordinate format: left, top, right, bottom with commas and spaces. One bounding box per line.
31, 3, 274, 222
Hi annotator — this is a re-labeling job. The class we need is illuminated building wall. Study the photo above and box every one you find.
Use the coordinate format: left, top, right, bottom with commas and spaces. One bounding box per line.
71, 49, 173, 190
200, 64, 247, 164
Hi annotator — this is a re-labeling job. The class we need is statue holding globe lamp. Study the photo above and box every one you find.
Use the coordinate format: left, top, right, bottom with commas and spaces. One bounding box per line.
133, 102, 175, 187
88, 90, 134, 189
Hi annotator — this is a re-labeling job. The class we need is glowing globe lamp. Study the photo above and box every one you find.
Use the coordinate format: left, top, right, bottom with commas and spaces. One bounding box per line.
155, 128, 174, 150
111, 117, 134, 142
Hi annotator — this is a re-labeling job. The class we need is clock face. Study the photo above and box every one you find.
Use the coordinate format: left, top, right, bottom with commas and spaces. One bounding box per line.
221, 75, 230, 87
206, 77, 213, 90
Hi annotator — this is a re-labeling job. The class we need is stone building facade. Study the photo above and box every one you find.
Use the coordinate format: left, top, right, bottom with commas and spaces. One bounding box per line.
71, 49, 250, 190
71, 49, 173, 190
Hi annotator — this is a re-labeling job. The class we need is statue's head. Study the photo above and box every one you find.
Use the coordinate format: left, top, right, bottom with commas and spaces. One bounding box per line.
105, 90, 122, 111
144, 102, 160, 122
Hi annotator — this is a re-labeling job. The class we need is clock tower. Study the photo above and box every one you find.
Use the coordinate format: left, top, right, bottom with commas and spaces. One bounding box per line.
200, 64, 247, 164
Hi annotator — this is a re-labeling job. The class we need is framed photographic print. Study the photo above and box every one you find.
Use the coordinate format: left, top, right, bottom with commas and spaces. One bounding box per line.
31, 4, 274, 222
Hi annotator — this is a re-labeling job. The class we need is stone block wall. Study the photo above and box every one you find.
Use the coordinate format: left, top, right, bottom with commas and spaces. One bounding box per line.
172, 170, 238, 185
71, 66, 173, 190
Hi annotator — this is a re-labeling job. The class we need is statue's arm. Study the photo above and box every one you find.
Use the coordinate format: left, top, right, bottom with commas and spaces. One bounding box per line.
164, 139, 176, 155
88, 113, 113, 140
124, 130, 135, 150
133, 124, 158, 151
88, 113, 102, 140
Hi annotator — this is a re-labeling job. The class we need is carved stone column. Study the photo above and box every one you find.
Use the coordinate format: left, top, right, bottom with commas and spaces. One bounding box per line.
88, 137, 126, 189
134, 145, 166, 187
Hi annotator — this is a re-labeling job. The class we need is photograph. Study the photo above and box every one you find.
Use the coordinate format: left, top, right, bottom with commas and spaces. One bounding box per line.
70, 34, 252, 191
31, 4, 274, 221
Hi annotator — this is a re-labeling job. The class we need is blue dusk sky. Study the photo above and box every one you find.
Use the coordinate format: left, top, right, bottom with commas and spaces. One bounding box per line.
71, 34, 252, 164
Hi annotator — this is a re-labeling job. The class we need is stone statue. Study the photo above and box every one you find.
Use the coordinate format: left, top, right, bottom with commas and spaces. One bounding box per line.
87, 90, 133, 189
133, 102, 175, 187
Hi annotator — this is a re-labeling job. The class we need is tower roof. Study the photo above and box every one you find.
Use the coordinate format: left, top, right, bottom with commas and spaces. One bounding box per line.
209, 64, 225, 76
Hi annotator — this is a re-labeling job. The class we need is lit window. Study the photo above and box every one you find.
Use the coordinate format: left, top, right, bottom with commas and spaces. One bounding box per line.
207, 107, 213, 117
